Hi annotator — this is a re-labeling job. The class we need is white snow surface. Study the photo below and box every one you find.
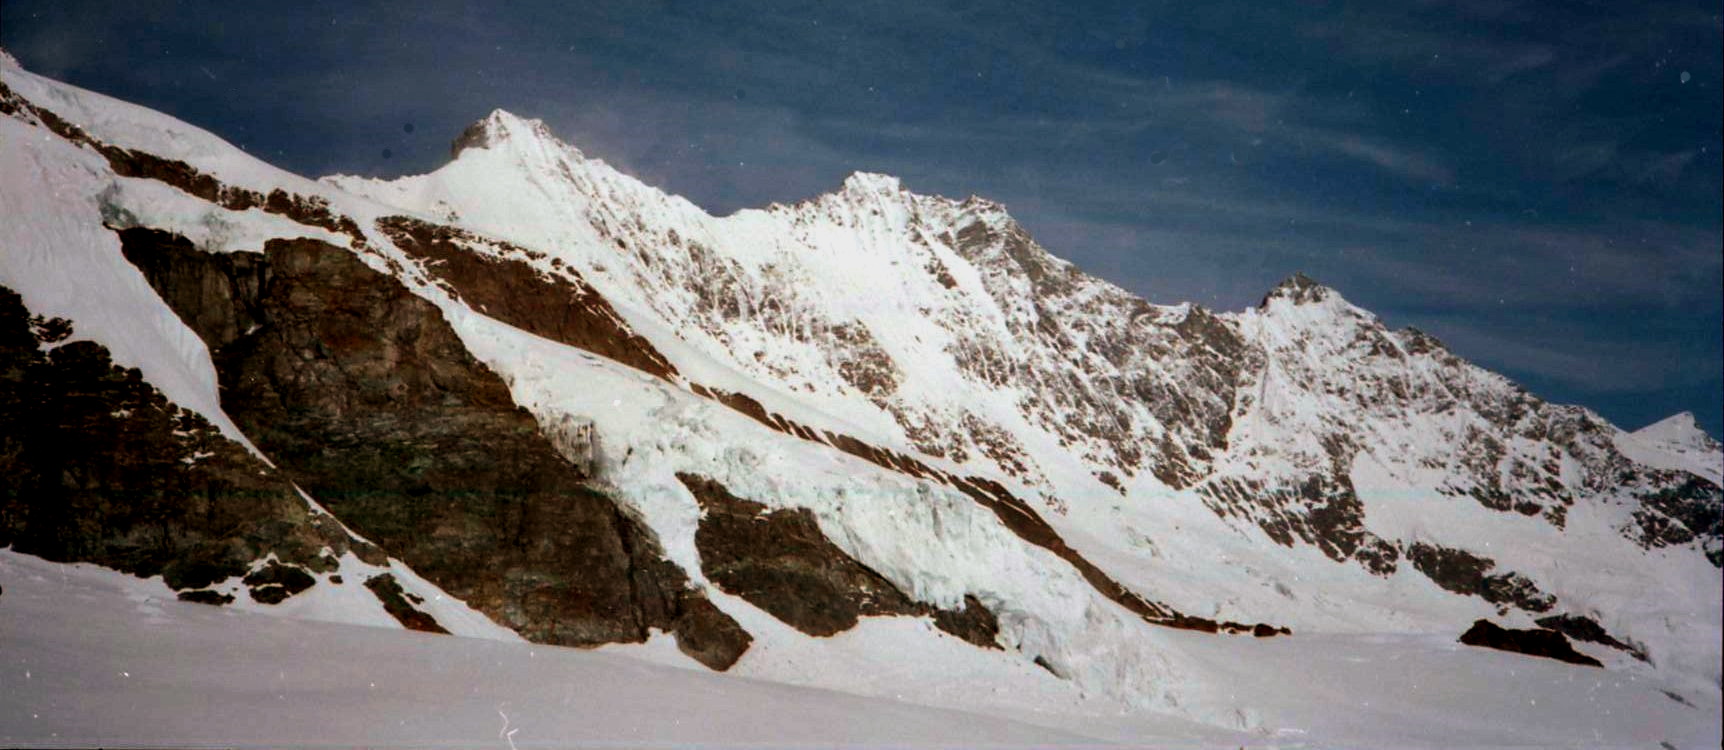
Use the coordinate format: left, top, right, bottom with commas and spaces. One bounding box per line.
2, 55, 1721, 746
3, 547, 1717, 748
0, 549, 1112, 749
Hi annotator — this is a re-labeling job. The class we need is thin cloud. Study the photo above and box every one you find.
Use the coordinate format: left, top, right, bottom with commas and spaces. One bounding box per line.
1320, 135, 1454, 184
1421, 317, 1723, 395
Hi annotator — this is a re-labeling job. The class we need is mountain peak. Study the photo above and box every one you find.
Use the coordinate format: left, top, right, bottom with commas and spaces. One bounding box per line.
1636, 411, 1718, 445
0, 47, 19, 70
840, 171, 904, 195
1657, 411, 1699, 429
449, 109, 570, 160
1259, 272, 1333, 307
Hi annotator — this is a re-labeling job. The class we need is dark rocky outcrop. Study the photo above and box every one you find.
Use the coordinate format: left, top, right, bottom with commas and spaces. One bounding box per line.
377, 216, 679, 381
364, 573, 448, 634
681, 473, 1001, 648
118, 228, 750, 669
0, 285, 351, 597
1406, 542, 1555, 613
449, 117, 502, 159
1535, 613, 1648, 662
1259, 273, 1331, 307
177, 589, 235, 606
678, 384, 1287, 638
666, 594, 757, 668
1202, 473, 1400, 577
244, 560, 316, 604
1631, 473, 1723, 568
1, 81, 364, 244
931, 595, 1005, 648
1458, 619, 1602, 667
945, 214, 1246, 486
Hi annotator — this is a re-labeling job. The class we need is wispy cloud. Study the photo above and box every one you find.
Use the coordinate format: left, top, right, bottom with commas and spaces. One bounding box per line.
1321, 135, 1454, 183
1420, 316, 1722, 395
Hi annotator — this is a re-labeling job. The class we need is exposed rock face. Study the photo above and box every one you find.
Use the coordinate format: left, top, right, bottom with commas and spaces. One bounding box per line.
1203, 473, 1401, 576
678, 390, 1288, 637
118, 228, 750, 669
1535, 614, 1647, 662
1632, 474, 1724, 567
942, 209, 1247, 485
177, 589, 235, 606
377, 215, 679, 381
244, 560, 316, 604
1, 80, 364, 244
364, 573, 448, 634
681, 473, 1001, 648
1458, 619, 1602, 667
1406, 542, 1554, 613
0, 285, 350, 595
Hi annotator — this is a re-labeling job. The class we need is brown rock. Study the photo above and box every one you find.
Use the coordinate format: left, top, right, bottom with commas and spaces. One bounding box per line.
1535, 614, 1648, 662
118, 228, 748, 669
177, 589, 235, 606
680, 473, 1000, 649
244, 561, 316, 605
1406, 542, 1555, 613
0, 285, 353, 595
377, 216, 678, 381
364, 573, 449, 634
1458, 619, 1602, 667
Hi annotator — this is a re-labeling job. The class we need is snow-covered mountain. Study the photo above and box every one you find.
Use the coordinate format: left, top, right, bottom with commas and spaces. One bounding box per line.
2, 53, 1719, 747
1619, 411, 1724, 487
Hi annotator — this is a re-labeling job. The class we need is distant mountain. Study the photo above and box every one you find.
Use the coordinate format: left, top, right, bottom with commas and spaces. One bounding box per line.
2, 52, 1718, 740
1620, 411, 1724, 486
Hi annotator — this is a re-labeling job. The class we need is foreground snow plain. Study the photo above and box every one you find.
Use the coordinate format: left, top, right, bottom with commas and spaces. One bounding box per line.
0, 550, 1122, 749
1, 549, 1715, 749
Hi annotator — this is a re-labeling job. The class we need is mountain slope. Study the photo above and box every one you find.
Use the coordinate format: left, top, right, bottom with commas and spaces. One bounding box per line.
1, 53, 1719, 743
327, 105, 1720, 659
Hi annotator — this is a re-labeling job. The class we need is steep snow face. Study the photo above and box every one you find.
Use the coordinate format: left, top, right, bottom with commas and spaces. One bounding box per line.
1636, 412, 1721, 452
1224, 278, 1718, 562
1218, 277, 1594, 552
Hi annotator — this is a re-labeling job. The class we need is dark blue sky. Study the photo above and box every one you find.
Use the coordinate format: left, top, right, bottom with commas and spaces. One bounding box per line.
5, 0, 1719, 436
